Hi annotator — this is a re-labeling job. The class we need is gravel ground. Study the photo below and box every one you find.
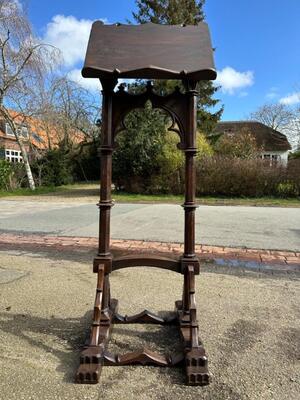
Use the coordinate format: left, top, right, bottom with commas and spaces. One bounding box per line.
0, 248, 299, 400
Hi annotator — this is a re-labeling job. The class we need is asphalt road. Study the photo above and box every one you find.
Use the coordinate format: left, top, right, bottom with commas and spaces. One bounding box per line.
0, 200, 299, 251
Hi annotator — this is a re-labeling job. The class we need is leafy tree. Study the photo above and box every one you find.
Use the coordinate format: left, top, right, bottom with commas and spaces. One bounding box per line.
32, 148, 73, 187
112, 102, 168, 192
196, 131, 214, 159
112, 1, 221, 194
133, 0, 205, 24
154, 131, 213, 194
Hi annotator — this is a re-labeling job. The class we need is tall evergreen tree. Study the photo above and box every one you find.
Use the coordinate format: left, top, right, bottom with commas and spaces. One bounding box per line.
133, 0, 205, 24
112, 1, 222, 193
132, 0, 223, 134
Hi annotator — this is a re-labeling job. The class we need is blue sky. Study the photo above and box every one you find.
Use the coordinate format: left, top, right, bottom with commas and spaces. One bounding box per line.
27, 0, 300, 120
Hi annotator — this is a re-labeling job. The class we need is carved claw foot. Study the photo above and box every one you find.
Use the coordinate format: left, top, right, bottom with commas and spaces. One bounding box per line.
76, 363, 102, 384
185, 348, 210, 386
76, 346, 103, 384
79, 346, 103, 364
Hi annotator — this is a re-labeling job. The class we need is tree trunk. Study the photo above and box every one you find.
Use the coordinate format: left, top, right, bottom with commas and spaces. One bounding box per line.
16, 134, 36, 191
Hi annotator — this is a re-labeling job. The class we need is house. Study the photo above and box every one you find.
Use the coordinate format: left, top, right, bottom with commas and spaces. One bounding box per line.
0, 118, 29, 162
0, 111, 85, 163
213, 121, 292, 165
0, 111, 56, 163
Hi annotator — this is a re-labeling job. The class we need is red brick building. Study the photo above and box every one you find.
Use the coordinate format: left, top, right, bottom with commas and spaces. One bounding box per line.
0, 111, 84, 162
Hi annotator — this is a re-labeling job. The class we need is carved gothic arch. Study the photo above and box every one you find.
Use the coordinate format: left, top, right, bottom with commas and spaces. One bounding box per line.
111, 81, 188, 149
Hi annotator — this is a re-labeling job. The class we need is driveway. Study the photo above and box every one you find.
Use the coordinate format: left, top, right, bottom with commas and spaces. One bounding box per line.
0, 248, 299, 400
0, 200, 299, 251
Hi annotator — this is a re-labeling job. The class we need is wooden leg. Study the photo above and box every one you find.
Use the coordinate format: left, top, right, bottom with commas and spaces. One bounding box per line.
76, 262, 209, 386
76, 266, 117, 384
176, 265, 210, 386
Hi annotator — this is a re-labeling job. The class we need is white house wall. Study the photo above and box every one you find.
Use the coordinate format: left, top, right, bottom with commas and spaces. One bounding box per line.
261, 150, 289, 165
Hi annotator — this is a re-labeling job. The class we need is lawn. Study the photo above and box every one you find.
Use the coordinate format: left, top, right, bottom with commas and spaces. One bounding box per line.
1, 182, 300, 207
0, 186, 63, 197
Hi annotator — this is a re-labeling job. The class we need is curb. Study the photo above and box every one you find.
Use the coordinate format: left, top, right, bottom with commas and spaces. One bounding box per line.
0, 233, 299, 271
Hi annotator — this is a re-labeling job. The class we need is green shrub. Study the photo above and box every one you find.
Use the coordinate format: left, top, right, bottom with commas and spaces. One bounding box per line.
32, 149, 73, 186
112, 103, 167, 192
0, 159, 12, 190
276, 182, 299, 198
71, 140, 100, 182
9, 163, 27, 189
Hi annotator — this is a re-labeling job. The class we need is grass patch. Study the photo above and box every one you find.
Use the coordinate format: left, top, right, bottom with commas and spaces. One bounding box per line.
113, 193, 300, 207
196, 196, 300, 207
113, 192, 183, 203
0, 186, 62, 197
0, 183, 299, 207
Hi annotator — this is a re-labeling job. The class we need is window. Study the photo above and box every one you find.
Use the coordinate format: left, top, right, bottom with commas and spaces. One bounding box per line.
272, 154, 280, 161
32, 132, 44, 143
262, 154, 281, 164
5, 123, 14, 136
6, 123, 28, 138
5, 149, 23, 163
16, 126, 29, 138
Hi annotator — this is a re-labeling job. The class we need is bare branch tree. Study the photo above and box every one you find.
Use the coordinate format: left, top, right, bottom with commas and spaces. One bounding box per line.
289, 86, 300, 150
249, 102, 294, 131
37, 76, 100, 151
0, 0, 60, 190
287, 110, 300, 151
248, 102, 300, 151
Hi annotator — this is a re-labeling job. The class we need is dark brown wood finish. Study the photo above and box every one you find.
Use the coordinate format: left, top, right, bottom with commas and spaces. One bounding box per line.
82, 22, 216, 81
76, 22, 216, 387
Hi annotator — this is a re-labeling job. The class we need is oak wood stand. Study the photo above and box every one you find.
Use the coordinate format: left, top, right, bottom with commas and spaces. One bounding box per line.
75, 80, 210, 386
75, 21, 217, 387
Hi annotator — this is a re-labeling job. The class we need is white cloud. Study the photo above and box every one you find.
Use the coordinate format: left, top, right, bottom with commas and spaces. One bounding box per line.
266, 87, 279, 99
67, 68, 100, 92
266, 92, 278, 99
43, 15, 106, 67
279, 92, 300, 106
215, 67, 254, 95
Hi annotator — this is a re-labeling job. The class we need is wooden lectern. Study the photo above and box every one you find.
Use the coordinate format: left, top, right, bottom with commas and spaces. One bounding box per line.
76, 21, 217, 386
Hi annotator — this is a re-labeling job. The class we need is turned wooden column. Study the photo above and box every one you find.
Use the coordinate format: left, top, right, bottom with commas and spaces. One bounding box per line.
98, 78, 117, 258
97, 78, 118, 314
181, 81, 199, 315
183, 80, 198, 259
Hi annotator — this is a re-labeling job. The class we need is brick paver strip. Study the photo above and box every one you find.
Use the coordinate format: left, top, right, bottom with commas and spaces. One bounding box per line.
0, 233, 299, 268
